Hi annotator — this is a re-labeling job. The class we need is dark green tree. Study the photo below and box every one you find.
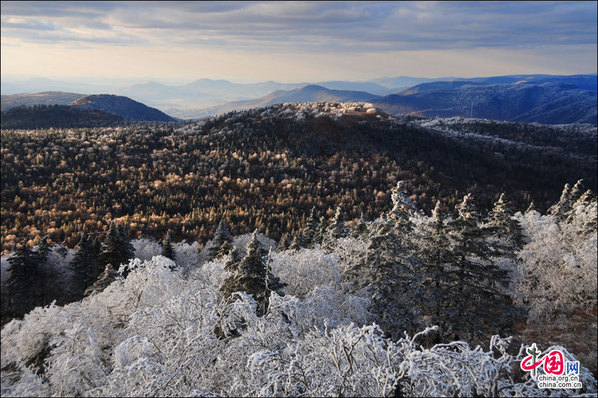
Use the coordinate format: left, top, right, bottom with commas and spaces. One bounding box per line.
161, 232, 176, 262
220, 230, 285, 316
444, 194, 518, 344
485, 193, 524, 250
99, 222, 134, 277
69, 232, 101, 297
7, 245, 43, 314
302, 206, 319, 247
207, 219, 234, 260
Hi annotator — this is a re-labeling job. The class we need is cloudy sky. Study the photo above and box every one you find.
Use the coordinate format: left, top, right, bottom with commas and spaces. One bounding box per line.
1, 1, 596, 83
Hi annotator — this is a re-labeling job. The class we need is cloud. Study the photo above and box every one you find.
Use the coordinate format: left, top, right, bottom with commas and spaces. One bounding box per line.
1, 1, 595, 51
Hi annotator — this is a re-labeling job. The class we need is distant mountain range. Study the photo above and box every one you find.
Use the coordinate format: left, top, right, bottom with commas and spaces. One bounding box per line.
1, 94, 176, 129
1, 91, 86, 110
184, 85, 381, 118
373, 76, 597, 124
70, 95, 176, 122
1, 74, 596, 125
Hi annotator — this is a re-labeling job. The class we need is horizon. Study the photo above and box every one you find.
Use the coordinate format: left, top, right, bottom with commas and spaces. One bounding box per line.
2, 1, 597, 84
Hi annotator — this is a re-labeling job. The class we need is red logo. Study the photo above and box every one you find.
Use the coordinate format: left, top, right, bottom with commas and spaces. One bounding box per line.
544, 350, 564, 375
520, 344, 568, 379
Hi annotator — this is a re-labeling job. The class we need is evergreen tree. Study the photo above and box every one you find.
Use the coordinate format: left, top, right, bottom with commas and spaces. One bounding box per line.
364, 232, 419, 339
35, 235, 50, 263
207, 219, 234, 260
118, 224, 135, 261
548, 183, 573, 219
314, 216, 327, 246
301, 206, 319, 247
444, 194, 518, 344
325, 206, 348, 246
525, 201, 537, 215
69, 232, 101, 297
99, 222, 134, 277
220, 230, 285, 316
485, 193, 524, 250
161, 232, 176, 262
351, 212, 368, 237
7, 245, 43, 314
84, 263, 120, 296
415, 201, 457, 333
389, 180, 417, 220
289, 230, 306, 251
223, 246, 243, 273
277, 232, 290, 252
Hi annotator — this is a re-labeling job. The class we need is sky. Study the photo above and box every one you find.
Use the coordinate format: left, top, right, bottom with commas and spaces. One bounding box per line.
1, 1, 597, 83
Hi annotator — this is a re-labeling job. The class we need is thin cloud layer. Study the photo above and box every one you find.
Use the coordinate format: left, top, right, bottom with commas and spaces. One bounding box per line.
2, 1, 596, 51
1, 1, 596, 80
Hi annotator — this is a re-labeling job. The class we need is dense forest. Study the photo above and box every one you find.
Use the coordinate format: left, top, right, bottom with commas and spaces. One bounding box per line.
0, 105, 126, 129
1, 178, 596, 396
1, 103, 596, 252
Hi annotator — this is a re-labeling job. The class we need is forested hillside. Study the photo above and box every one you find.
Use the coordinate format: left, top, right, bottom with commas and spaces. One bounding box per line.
1, 103, 596, 251
1, 180, 596, 396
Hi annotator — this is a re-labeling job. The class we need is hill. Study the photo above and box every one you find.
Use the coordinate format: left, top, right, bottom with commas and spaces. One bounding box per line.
70, 94, 176, 122
374, 76, 597, 124
1, 102, 595, 251
1, 91, 86, 111
183, 85, 381, 118
0, 104, 125, 129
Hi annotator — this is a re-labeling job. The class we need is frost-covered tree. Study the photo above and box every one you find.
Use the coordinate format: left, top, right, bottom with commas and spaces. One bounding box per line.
549, 183, 574, 219
6, 245, 43, 315
69, 233, 102, 297
517, 193, 597, 372
325, 206, 349, 245
485, 193, 524, 250
220, 230, 285, 316
414, 201, 456, 333
35, 235, 50, 264
389, 180, 417, 220
84, 263, 120, 296
288, 230, 306, 251
100, 222, 134, 277
351, 212, 368, 237
314, 216, 327, 246
301, 206, 320, 247
207, 219, 234, 260
161, 232, 176, 264
445, 194, 518, 343
277, 232, 290, 251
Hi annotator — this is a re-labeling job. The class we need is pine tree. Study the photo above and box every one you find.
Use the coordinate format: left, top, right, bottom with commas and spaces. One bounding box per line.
118, 224, 135, 262
325, 206, 348, 245
277, 232, 290, 251
389, 180, 417, 220
7, 245, 44, 314
223, 246, 243, 273
351, 212, 368, 237
314, 216, 327, 245
220, 230, 285, 316
302, 206, 320, 247
548, 183, 573, 219
444, 194, 518, 344
364, 232, 419, 339
100, 222, 134, 277
485, 193, 524, 250
84, 263, 120, 296
35, 235, 50, 263
525, 201, 537, 215
289, 230, 306, 250
69, 232, 101, 297
208, 219, 234, 260
161, 232, 176, 262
